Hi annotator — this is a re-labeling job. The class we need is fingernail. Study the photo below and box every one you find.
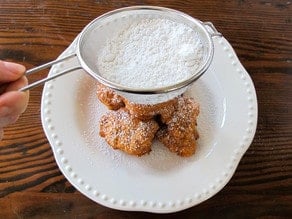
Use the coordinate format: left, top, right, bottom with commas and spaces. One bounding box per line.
0, 106, 11, 116
0, 115, 18, 127
3, 61, 25, 74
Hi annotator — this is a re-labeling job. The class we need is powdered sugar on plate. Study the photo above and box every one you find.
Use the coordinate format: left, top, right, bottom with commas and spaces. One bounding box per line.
97, 18, 204, 89
75, 72, 222, 175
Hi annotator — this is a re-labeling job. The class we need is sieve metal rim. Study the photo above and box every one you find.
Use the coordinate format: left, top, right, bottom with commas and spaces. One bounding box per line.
76, 5, 220, 94
20, 6, 221, 94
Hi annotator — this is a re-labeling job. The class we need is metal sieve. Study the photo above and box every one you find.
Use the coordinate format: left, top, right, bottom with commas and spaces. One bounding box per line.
21, 6, 222, 104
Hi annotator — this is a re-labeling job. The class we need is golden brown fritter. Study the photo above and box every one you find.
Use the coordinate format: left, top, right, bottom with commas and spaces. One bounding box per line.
96, 82, 124, 110
156, 97, 200, 157
123, 97, 179, 123
99, 108, 159, 156
96, 82, 179, 122
97, 82, 200, 157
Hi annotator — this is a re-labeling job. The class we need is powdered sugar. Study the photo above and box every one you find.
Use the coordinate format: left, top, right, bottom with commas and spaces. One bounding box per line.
76, 74, 195, 173
97, 18, 204, 89
75, 73, 221, 173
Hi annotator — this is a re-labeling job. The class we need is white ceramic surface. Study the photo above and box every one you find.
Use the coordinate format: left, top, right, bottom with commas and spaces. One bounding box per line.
41, 35, 257, 213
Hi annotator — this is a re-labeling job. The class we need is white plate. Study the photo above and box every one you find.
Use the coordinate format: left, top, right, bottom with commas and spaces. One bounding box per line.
41, 35, 257, 213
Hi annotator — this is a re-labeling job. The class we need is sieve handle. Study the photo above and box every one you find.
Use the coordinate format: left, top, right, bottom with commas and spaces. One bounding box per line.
203, 22, 222, 37
20, 53, 81, 91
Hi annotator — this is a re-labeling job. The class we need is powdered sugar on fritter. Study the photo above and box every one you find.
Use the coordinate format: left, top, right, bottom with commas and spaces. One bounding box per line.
97, 18, 204, 89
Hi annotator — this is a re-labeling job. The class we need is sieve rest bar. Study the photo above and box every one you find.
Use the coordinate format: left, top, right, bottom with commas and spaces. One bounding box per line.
203, 22, 222, 37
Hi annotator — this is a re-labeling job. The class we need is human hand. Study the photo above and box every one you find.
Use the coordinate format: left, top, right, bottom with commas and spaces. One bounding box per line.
0, 61, 29, 140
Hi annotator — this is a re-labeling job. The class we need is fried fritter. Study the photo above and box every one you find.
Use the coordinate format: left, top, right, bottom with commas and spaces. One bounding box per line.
96, 82, 124, 110
156, 97, 200, 157
97, 82, 200, 157
99, 108, 159, 156
96, 82, 178, 122
123, 97, 179, 123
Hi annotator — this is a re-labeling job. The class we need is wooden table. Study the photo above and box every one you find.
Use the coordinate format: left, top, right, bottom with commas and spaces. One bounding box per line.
0, 1, 291, 218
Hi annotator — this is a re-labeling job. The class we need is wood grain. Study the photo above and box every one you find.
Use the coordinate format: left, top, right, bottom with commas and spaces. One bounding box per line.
0, 0, 291, 218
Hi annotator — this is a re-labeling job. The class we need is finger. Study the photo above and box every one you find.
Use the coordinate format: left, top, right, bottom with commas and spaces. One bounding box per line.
5, 76, 28, 92
0, 60, 26, 83
0, 76, 29, 125
4, 76, 29, 115
0, 92, 28, 128
0, 90, 29, 118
